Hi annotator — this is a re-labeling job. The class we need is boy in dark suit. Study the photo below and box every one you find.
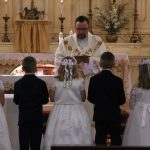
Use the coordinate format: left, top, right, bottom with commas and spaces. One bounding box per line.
13, 56, 49, 150
88, 52, 126, 145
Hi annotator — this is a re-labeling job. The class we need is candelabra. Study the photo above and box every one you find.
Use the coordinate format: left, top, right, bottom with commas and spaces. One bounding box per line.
59, 15, 65, 32
130, 0, 141, 43
2, 15, 10, 42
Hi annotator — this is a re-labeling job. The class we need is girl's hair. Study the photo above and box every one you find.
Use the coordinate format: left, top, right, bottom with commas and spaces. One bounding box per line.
138, 59, 150, 89
56, 56, 79, 87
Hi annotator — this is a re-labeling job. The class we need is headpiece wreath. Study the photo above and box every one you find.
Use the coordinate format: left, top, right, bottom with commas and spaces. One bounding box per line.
61, 57, 77, 88
139, 59, 150, 65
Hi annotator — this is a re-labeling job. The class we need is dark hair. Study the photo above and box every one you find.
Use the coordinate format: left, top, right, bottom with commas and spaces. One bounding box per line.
22, 56, 37, 73
138, 62, 150, 89
75, 16, 89, 24
100, 52, 115, 69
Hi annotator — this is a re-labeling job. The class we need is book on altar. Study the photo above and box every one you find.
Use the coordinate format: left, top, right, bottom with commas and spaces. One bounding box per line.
74, 56, 89, 64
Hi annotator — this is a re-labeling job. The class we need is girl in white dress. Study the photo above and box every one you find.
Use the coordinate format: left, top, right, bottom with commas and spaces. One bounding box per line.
0, 80, 12, 150
43, 56, 93, 150
122, 58, 150, 146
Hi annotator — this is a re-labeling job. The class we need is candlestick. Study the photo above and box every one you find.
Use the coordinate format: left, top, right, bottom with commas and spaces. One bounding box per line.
59, 15, 65, 32
5, 0, 7, 15
31, 0, 34, 10
59, 32, 63, 42
130, 0, 141, 43
88, 0, 93, 33
60, 0, 63, 16
69, 30, 73, 35
2, 15, 10, 42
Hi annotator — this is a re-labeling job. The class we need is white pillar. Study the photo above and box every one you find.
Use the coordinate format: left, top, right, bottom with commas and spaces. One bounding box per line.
44, 0, 49, 20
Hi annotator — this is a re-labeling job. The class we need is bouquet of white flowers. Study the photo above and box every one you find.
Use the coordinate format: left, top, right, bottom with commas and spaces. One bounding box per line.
95, 0, 128, 34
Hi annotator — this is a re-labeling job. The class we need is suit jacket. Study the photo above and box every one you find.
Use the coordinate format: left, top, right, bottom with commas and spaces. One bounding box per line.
13, 74, 49, 127
87, 70, 126, 122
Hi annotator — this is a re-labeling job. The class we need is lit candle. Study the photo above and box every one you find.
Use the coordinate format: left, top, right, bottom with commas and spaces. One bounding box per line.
60, 0, 63, 16
5, 0, 7, 15
69, 30, 73, 35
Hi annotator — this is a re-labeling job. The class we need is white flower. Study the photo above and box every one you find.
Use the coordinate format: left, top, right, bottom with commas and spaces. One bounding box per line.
95, 0, 128, 34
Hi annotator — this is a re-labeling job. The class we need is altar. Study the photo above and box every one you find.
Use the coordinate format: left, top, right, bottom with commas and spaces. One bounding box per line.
0, 75, 55, 93
0, 53, 54, 74
0, 52, 131, 106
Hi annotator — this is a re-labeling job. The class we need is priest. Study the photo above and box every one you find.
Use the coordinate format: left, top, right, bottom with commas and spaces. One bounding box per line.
54, 15, 107, 76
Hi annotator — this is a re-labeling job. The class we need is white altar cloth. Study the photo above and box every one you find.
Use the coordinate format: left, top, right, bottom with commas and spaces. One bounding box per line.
0, 53, 54, 66
0, 52, 131, 93
0, 75, 55, 92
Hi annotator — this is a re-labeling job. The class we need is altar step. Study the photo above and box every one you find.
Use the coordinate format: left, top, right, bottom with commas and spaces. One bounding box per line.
51, 145, 150, 150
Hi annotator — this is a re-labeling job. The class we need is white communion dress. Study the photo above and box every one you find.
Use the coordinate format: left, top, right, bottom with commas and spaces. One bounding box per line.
43, 78, 93, 150
122, 87, 150, 146
0, 80, 12, 150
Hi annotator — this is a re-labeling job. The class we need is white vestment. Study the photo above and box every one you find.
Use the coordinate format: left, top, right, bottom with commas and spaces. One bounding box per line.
54, 32, 107, 75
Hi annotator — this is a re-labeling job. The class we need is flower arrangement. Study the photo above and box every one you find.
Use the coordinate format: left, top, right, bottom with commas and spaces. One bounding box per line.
95, 0, 129, 34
